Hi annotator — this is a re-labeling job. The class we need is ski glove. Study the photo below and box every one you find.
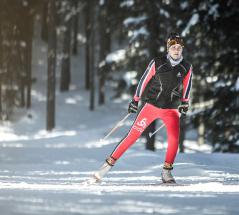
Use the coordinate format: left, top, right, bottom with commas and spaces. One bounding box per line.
178, 101, 189, 115
128, 100, 138, 113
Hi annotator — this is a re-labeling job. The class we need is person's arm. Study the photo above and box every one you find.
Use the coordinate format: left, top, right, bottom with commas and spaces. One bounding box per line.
133, 59, 156, 102
178, 65, 192, 115
182, 65, 193, 102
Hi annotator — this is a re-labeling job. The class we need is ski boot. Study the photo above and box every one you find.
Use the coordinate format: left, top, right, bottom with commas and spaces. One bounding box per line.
161, 163, 176, 184
86, 157, 116, 185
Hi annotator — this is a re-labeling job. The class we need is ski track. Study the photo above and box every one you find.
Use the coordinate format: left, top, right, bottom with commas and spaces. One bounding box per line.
1, 181, 239, 193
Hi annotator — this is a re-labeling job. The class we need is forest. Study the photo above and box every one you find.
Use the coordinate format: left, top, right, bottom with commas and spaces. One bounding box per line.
0, 0, 238, 152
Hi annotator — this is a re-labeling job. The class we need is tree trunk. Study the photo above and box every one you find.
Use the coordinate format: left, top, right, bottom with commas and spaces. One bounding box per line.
84, 2, 91, 90
98, 68, 105, 105
98, 2, 111, 105
0, 4, 2, 116
41, 2, 48, 42
20, 75, 25, 107
46, 0, 57, 131
72, 0, 79, 55
26, 20, 34, 108
89, 1, 96, 111
60, 1, 72, 92
198, 116, 205, 146
197, 96, 205, 146
98, 5, 106, 105
0, 80, 2, 115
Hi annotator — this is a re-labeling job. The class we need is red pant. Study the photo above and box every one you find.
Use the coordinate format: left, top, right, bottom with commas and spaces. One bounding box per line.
111, 103, 180, 164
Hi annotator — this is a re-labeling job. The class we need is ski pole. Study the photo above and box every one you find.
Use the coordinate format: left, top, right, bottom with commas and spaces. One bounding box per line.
101, 113, 131, 141
149, 114, 185, 138
148, 123, 165, 138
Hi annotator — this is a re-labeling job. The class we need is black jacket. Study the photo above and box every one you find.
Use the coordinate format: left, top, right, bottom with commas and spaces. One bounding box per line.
134, 55, 192, 109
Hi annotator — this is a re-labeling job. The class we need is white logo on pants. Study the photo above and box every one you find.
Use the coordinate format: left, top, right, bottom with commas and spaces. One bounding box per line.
133, 118, 147, 132
137, 118, 147, 128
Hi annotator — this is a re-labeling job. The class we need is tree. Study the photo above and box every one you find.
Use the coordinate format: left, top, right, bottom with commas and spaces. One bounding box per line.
183, 0, 239, 152
0, 1, 3, 117
89, 0, 97, 111
60, 0, 72, 92
46, 0, 57, 131
0, 0, 39, 119
72, 0, 79, 55
41, 2, 48, 42
23, 4, 34, 108
98, 0, 111, 105
84, 2, 91, 90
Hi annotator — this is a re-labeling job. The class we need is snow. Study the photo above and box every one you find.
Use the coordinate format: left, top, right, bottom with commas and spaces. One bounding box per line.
206, 76, 218, 83
105, 49, 126, 63
0, 22, 239, 215
120, 0, 135, 8
235, 77, 239, 91
122, 71, 138, 88
182, 13, 199, 36
208, 4, 219, 20
129, 27, 149, 37
160, 9, 170, 18
180, 2, 189, 10
123, 16, 147, 27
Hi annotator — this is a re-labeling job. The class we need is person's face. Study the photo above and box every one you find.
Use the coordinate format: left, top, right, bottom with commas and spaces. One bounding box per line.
168, 44, 183, 60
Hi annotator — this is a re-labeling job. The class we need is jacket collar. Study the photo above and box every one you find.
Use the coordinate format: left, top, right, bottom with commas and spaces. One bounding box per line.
167, 54, 183, 67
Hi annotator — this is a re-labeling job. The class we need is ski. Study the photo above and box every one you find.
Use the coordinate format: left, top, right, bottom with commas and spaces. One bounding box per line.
159, 182, 188, 186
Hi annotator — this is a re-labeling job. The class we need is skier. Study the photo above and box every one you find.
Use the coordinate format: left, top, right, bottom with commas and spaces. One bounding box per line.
93, 32, 193, 184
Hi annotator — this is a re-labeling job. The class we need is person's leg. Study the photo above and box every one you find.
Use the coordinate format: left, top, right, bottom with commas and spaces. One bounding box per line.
161, 109, 180, 164
160, 109, 180, 183
94, 103, 158, 181
110, 103, 158, 160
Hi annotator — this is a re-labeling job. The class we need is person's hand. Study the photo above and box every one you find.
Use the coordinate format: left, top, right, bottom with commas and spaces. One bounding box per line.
128, 100, 138, 113
178, 101, 189, 115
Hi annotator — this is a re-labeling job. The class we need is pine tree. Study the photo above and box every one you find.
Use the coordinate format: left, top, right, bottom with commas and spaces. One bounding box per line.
183, 0, 239, 152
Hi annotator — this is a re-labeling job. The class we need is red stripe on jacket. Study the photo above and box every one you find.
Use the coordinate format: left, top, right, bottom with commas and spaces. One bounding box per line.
182, 65, 192, 102
134, 60, 155, 102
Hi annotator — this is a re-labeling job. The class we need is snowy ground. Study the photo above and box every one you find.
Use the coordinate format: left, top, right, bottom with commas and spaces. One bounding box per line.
1, 116, 239, 215
0, 24, 239, 215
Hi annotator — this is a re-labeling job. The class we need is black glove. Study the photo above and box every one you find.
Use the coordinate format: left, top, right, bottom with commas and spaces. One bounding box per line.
128, 100, 138, 113
178, 101, 189, 115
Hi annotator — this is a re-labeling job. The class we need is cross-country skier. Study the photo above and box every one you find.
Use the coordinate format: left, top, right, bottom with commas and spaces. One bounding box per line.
93, 32, 193, 184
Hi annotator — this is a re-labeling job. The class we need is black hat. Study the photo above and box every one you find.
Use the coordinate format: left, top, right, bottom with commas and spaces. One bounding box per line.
167, 32, 184, 50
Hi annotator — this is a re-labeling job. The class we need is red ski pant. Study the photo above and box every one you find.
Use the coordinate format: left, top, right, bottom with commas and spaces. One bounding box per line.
111, 103, 180, 164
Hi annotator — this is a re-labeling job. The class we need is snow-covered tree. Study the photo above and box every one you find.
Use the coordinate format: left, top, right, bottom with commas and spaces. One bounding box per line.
182, 0, 239, 152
